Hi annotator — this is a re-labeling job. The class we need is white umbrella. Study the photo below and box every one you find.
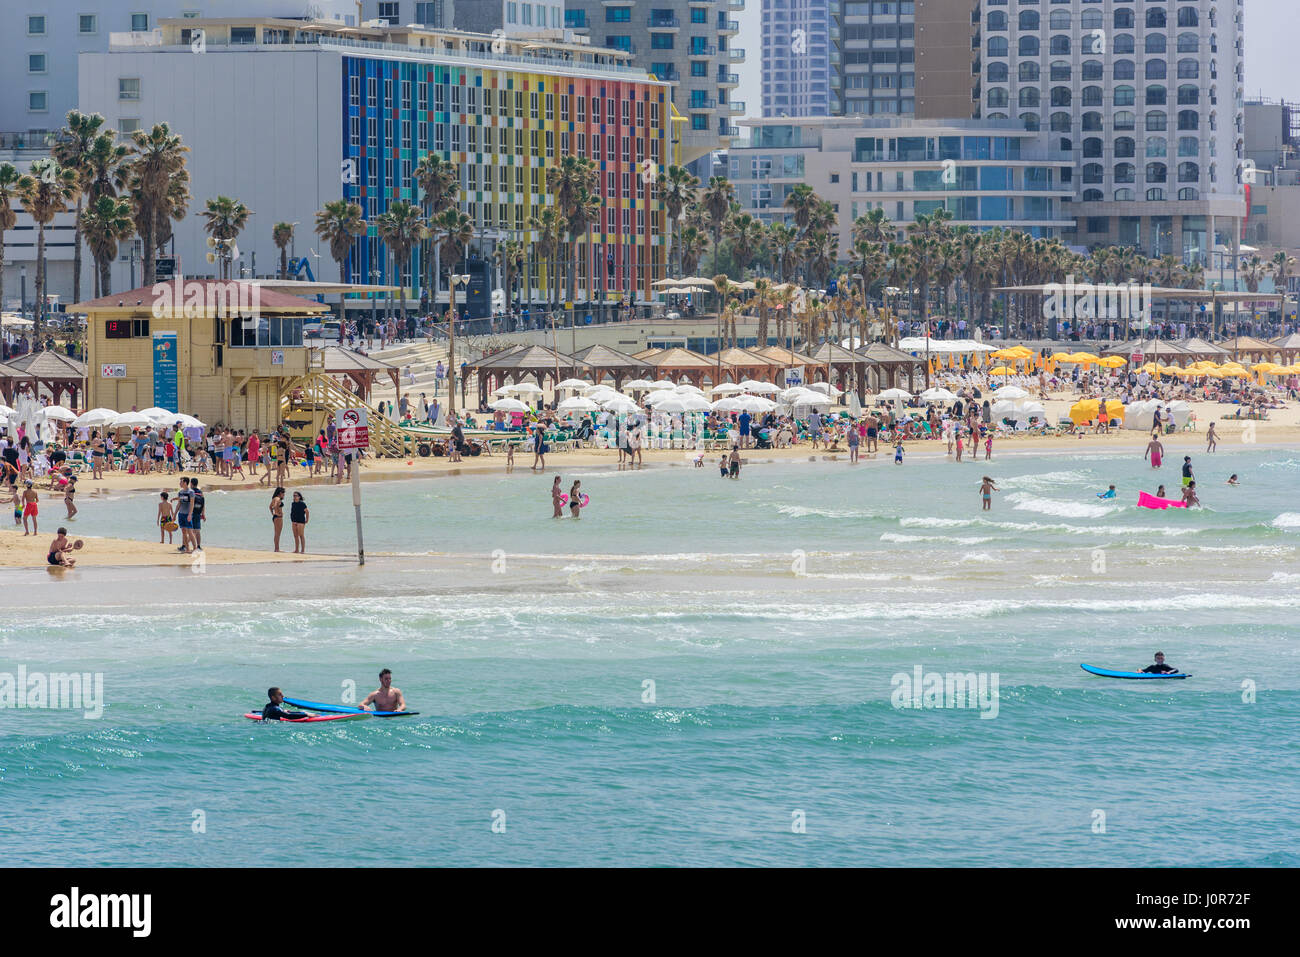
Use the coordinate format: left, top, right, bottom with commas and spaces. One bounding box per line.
739, 395, 777, 413
72, 408, 118, 428
489, 398, 529, 413
622, 378, 655, 390
652, 395, 689, 414
602, 397, 641, 414
711, 397, 746, 412
807, 381, 843, 397
783, 390, 829, 407
994, 385, 1030, 400
41, 406, 77, 422
877, 388, 914, 401
506, 382, 543, 396
673, 384, 706, 395
555, 378, 590, 390
646, 380, 675, 390
138, 406, 176, 423
557, 396, 598, 412
739, 379, 779, 394
679, 394, 713, 413
582, 384, 617, 397
0, 405, 15, 417
110, 411, 156, 429
920, 387, 957, 402
173, 414, 206, 429
642, 390, 680, 407
710, 383, 743, 394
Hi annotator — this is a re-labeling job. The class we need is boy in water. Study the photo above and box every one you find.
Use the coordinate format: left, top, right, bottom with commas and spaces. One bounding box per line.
1180, 481, 1200, 507
10, 483, 21, 527
1226, 474, 1239, 486
719, 454, 728, 478
894, 439, 905, 465
978, 476, 1000, 511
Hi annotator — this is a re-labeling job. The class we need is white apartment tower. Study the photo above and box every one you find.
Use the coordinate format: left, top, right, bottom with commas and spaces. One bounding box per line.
978, 0, 1246, 261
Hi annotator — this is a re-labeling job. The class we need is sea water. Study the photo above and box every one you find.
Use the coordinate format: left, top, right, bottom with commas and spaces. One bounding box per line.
1, 447, 1297, 866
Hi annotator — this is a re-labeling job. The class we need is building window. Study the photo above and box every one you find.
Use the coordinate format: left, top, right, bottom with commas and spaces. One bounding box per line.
378, 2, 400, 21
605, 8, 631, 22
130, 13, 149, 31
30, 15, 47, 34
119, 118, 141, 133
28, 54, 46, 74
28, 91, 48, 112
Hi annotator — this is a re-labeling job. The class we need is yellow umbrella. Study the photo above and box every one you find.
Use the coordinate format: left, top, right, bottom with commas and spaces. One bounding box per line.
988, 366, 1015, 376
1072, 352, 1101, 364
1251, 362, 1281, 372
1097, 355, 1127, 368
1068, 399, 1125, 425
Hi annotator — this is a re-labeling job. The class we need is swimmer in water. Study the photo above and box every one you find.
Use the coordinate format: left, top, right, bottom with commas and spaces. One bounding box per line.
1180, 481, 1199, 506
1097, 484, 1117, 499
1156, 485, 1167, 499
1227, 474, 1239, 485
978, 476, 999, 511
1141, 652, 1178, 675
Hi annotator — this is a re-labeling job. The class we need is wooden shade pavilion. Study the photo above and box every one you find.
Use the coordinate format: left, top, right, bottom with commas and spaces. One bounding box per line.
568, 344, 653, 390
808, 342, 875, 396
1100, 339, 1194, 365
1271, 333, 1300, 362
1175, 337, 1231, 360
714, 347, 785, 385
0, 360, 36, 404
3, 350, 86, 407
318, 346, 399, 402
752, 346, 819, 370
858, 342, 924, 391
1219, 335, 1280, 363
635, 347, 722, 388
472, 345, 591, 408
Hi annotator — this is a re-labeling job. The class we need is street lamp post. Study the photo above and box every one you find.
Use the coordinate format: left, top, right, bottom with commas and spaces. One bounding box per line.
448, 273, 470, 416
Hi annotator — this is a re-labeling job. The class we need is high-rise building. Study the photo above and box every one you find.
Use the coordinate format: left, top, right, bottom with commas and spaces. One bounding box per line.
0, 1, 361, 134
978, 0, 1246, 260
761, 0, 834, 117
564, 0, 746, 174
76, 17, 672, 310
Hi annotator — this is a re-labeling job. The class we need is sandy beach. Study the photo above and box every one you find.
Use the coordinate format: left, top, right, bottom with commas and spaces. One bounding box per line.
0, 529, 340, 568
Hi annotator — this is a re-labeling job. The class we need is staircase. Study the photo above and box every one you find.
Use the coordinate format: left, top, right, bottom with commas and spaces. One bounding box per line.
280, 371, 409, 457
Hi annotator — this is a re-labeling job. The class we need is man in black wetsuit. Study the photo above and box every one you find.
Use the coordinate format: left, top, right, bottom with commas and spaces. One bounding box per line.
1140, 652, 1177, 674
260, 687, 310, 721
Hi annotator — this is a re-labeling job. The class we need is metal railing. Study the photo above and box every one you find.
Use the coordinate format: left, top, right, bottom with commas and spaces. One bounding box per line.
728, 48, 745, 61
688, 43, 717, 57
717, 71, 739, 84
647, 16, 681, 28
0, 131, 69, 151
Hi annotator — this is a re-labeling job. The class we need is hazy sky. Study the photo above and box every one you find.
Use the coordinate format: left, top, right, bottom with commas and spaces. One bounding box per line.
737, 0, 1299, 120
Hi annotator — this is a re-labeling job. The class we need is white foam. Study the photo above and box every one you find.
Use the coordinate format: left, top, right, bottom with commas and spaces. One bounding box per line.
1272, 512, 1300, 529
775, 504, 881, 519
1006, 492, 1119, 519
880, 532, 996, 545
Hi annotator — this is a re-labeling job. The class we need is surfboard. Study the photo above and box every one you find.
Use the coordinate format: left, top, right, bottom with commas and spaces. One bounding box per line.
281, 696, 419, 717
242, 711, 371, 723
1080, 663, 1191, 679
1137, 491, 1187, 510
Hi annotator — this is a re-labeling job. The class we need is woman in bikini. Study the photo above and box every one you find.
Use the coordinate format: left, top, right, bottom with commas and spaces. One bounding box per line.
269, 486, 286, 552
569, 480, 582, 520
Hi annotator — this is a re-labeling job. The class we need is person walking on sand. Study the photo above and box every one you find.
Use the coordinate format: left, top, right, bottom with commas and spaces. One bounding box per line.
290, 491, 309, 553
532, 427, 547, 471
551, 476, 564, 518
158, 491, 175, 545
21, 481, 39, 535
984, 431, 994, 461
1145, 434, 1164, 469
1206, 420, 1218, 453
568, 480, 582, 520
63, 474, 77, 520
270, 486, 286, 552
979, 476, 1000, 511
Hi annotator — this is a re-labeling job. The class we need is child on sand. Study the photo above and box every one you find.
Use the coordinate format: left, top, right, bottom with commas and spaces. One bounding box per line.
10, 483, 21, 527
979, 476, 1000, 511
158, 491, 176, 544
46, 528, 77, 568
894, 439, 904, 465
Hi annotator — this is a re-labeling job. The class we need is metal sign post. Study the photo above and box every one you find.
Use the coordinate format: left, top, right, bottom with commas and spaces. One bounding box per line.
336, 408, 370, 565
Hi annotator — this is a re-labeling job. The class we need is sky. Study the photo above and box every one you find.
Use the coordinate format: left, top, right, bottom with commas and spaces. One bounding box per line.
736, 0, 1300, 121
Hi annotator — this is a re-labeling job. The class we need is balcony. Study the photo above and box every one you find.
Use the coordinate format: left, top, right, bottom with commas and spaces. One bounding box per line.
728, 100, 746, 114
727, 47, 745, 62
718, 16, 740, 33
728, 0, 744, 8
689, 96, 718, 109
722, 124, 741, 137
688, 43, 716, 57
653, 66, 680, 81
717, 70, 739, 85
647, 15, 681, 29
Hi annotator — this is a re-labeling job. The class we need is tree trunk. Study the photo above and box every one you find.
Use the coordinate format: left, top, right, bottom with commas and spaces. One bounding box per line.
72, 197, 84, 307
279, 248, 288, 280
100, 255, 112, 298
141, 220, 156, 288
34, 224, 46, 348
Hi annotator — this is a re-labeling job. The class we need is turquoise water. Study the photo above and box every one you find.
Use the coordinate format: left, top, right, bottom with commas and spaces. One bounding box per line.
2, 446, 1298, 866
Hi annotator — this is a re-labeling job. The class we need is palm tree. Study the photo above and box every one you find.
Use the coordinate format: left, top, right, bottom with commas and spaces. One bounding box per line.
753, 277, 773, 346
546, 155, 601, 309
434, 207, 474, 295
493, 239, 524, 312
314, 199, 367, 318
52, 110, 107, 306
700, 176, 735, 275
852, 207, 893, 247
272, 222, 295, 279
1242, 255, 1266, 331
806, 230, 839, 295
527, 206, 564, 315
767, 222, 800, 284
199, 196, 251, 279
656, 164, 699, 277
82, 195, 135, 297
375, 200, 425, 322
1270, 250, 1296, 303
852, 241, 887, 337
0, 163, 22, 325
413, 154, 460, 313
678, 225, 709, 276
18, 158, 80, 344
783, 183, 820, 235
726, 212, 764, 280
125, 123, 189, 287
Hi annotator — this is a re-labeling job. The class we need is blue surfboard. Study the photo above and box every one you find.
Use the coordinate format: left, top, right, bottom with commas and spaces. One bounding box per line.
1081, 663, 1191, 679
282, 695, 418, 717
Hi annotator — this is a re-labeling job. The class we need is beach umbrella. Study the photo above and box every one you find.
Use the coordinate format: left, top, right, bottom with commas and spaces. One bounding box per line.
711, 397, 746, 412
489, 397, 529, 412
652, 395, 689, 414
138, 406, 176, 423
807, 382, 843, 397
1097, 355, 1127, 368
643, 390, 682, 406
72, 408, 118, 428
673, 384, 706, 395
988, 366, 1015, 376
921, 387, 958, 402
508, 382, 543, 395
739, 395, 778, 413
877, 388, 913, 401
679, 394, 713, 413
1068, 399, 1124, 425
173, 414, 206, 429
709, 382, 743, 395
557, 396, 598, 412
110, 411, 156, 429
602, 397, 641, 414
622, 378, 655, 390
739, 379, 780, 394
646, 380, 675, 390
41, 406, 77, 422
993, 385, 1029, 400
555, 378, 590, 390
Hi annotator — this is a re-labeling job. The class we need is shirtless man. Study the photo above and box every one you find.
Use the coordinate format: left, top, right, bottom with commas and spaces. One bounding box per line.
1144, 435, 1164, 470
1205, 420, 1218, 453
359, 669, 407, 712
47, 528, 76, 567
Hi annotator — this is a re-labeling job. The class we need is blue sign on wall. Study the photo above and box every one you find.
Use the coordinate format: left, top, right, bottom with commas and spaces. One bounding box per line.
153, 331, 178, 412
